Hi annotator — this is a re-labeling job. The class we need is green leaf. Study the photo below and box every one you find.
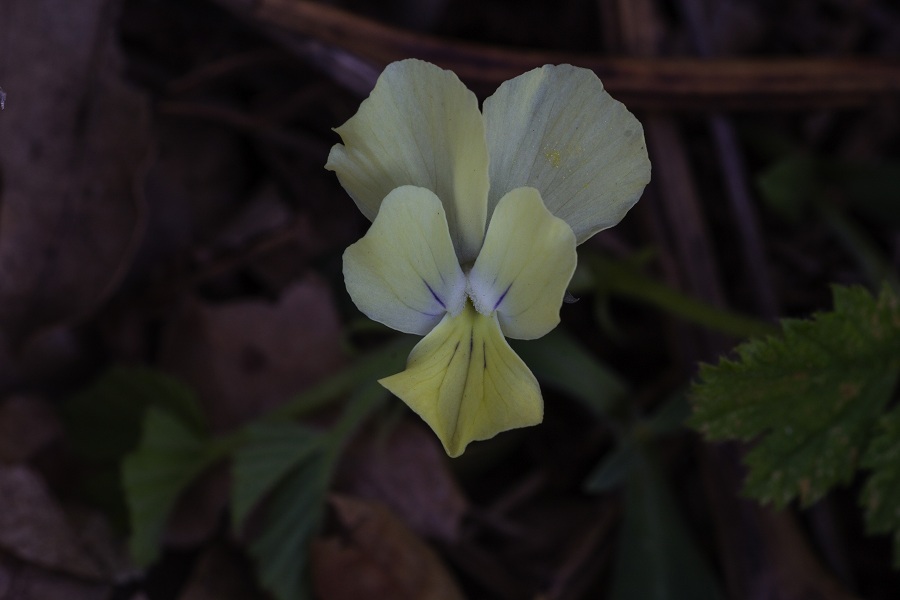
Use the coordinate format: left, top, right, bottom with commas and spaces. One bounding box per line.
511, 328, 629, 416
62, 366, 205, 462
62, 367, 208, 532
586, 255, 777, 339
241, 382, 388, 600
248, 446, 332, 600
584, 440, 636, 493
690, 285, 900, 507
861, 406, 900, 567
123, 407, 217, 566
643, 391, 691, 435
231, 421, 323, 530
269, 335, 415, 420
610, 445, 723, 600
756, 154, 817, 221
757, 155, 900, 291
757, 153, 900, 227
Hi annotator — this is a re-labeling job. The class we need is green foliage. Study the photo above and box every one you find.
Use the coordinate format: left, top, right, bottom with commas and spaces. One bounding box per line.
511, 328, 630, 417
231, 421, 324, 529
60, 367, 209, 528
609, 444, 723, 600
62, 366, 205, 462
236, 423, 332, 600
758, 154, 900, 226
690, 285, 900, 558
78, 341, 404, 599
584, 391, 722, 598
123, 407, 218, 565
238, 382, 388, 600
861, 407, 900, 567
758, 155, 900, 291
585, 254, 776, 339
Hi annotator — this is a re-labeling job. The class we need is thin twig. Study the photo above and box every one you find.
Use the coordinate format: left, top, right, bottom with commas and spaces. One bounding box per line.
210, 0, 900, 110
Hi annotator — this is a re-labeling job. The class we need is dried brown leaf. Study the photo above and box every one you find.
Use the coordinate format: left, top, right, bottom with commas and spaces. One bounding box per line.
312, 495, 465, 600
0, 558, 109, 600
160, 275, 345, 431
336, 420, 468, 542
0, 466, 105, 581
0, 0, 150, 346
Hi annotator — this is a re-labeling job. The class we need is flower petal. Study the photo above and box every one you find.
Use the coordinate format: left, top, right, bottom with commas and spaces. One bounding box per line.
467, 187, 577, 340
380, 302, 542, 457
343, 186, 466, 335
483, 65, 650, 244
326, 59, 490, 264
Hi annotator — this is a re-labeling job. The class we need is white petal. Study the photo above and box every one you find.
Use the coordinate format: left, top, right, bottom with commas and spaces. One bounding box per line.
327, 59, 490, 263
467, 187, 577, 340
343, 186, 466, 335
483, 64, 650, 244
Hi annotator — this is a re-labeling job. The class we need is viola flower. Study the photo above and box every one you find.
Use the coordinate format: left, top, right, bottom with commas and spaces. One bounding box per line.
327, 59, 650, 457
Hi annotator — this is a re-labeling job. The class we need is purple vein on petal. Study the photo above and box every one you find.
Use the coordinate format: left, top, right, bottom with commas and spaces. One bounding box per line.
493, 283, 512, 311
423, 279, 446, 309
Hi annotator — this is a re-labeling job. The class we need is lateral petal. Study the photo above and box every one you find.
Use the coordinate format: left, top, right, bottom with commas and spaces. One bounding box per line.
380, 302, 543, 457
326, 59, 490, 263
483, 64, 650, 244
467, 187, 577, 340
343, 186, 466, 335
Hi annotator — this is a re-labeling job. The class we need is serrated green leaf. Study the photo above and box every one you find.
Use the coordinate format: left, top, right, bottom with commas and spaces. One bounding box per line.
690, 285, 900, 507
511, 328, 629, 416
231, 421, 323, 529
62, 366, 205, 462
861, 406, 900, 567
610, 446, 723, 600
123, 407, 217, 566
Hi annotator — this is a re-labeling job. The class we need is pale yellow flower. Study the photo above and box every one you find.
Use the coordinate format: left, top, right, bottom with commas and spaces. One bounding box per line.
327, 59, 650, 456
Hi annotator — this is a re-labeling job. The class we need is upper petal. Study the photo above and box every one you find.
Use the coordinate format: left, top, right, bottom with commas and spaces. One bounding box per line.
326, 59, 490, 264
379, 302, 543, 457
343, 185, 466, 335
467, 187, 577, 340
483, 64, 651, 244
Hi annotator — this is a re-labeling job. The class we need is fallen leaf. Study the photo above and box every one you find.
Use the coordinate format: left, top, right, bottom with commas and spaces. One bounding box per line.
0, 0, 150, 346
151, 277, 344, 552
66, 506, 139, 585
0, 558, 109, 600
335, 420, 468, 542
0, 396, 62, 463
0, 465, 105, 581
312, 495, 465, 600
160, 275, 345, 431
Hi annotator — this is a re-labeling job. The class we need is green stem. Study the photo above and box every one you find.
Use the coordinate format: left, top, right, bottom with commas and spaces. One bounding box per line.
589, 255, 778, 339
267, 336, 415, 421
209, 336, 414, 458
324, 381, 390, 458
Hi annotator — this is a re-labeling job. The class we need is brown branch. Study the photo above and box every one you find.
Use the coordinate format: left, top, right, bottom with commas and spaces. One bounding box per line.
212, 0, 900, 110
